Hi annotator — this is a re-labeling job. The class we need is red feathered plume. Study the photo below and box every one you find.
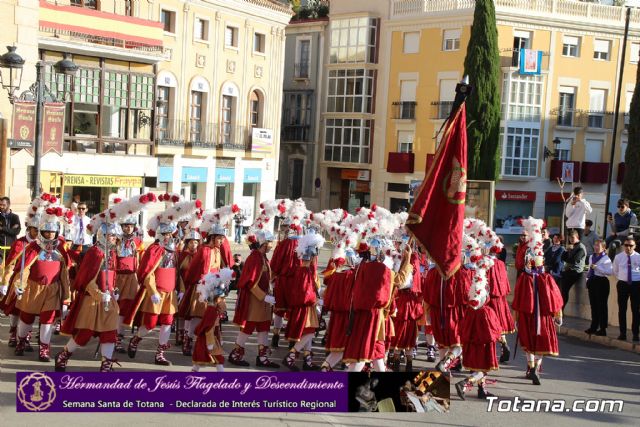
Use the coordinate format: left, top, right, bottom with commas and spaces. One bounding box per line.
195, 199, 203, 209
41, 193, 51, 202
113, 198, 122, 204
231, 204, 240, 213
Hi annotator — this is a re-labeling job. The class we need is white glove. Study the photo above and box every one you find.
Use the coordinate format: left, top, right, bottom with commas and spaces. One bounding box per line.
0, 285, 8, 296
207, 344, 214, 351
177, 292, 184, 303
317, 298, 324, 307
101, 292, 112, 305
151, 293, 162, 305
264, 295, 276, 305
113, 291, 120, 302
15, 286, 24, 296
554, 317, 563, 327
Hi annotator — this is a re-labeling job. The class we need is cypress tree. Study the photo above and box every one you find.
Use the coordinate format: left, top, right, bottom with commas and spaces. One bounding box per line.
463, 0, 502, 180
622, 56, 640, 202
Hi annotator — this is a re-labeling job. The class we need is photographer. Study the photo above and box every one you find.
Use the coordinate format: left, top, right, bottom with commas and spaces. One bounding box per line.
564, 187, 592, 240
0, 197, 21, 257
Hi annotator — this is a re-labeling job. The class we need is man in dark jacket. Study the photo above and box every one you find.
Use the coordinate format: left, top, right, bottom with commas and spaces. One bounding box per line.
0, 197, 21, 259
561, 230, 587, 310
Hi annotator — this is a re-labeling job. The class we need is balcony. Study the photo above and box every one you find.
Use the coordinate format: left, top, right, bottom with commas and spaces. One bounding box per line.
392, 101, 417, 120
500, 48, 550, 71
294, 62, 310, 79
387, 152, 415, 173
581, 161, 609, 184
156, 120, 250, 151
39, 0, 164, 58
552, 107, 577, 128
282, 124, 312, 142
62, 136, 152, 155
549, 159, 581, 182
431, 101, 454, 120
579, 110, 615, 130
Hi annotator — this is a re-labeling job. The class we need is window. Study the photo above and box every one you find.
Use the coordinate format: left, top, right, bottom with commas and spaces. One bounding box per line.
501, 127, 539, 177
327, 69, 375, 113
443, 29, 461, 51
512, 30, 531, 66
588, 89, 606, 128
585, 139, 603, 162
625, 90, 633, 130
631, 42, 639, 64
593, 39, 610, 61
503, 73, 543, 122
221, 95, 234, 144
282, 92, 313, 142
71, 0, 98, 9
225, 26, 238, 48
253, 32, 266, 54
558, 87, 576, 126
190, 91, 203, 142
161, 9, 175, 33
554, 137, 572, 161
403, 32, 419, 54
395, 80, 416, 119
249, 90, 262, 128
562, 35, 580, 57
437, 79, 457, 119
125, 0, 135, 16
156, 86, 170, 141
295, 39, 310, 78
329, 17, 378, 64
194, 18, 208, 41
397, 131, 414, 153
324, 118, 372, 164
621, 140, 628, 162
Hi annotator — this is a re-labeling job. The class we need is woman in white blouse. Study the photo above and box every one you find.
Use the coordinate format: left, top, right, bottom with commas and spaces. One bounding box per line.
585, 240, 613, 336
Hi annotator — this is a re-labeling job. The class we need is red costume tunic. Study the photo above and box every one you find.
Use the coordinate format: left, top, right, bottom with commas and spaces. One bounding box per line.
192, 304, 225, 366
269, 237, 300, 317
61, 245, 118, 338
323, 267, 356, 352
515, 242, 528, 273
115, 236, 143, 320
423, 266, 472, 348
512, 267, 563, 356
124, 243, 177, 327
285, 263, 319, 341
1, 236, 30, 315
460, 301, 502, 372
391, 253, 424, 350
178, 245, 222, 319
486, 258, 516, 335
343, 261, 394, 363
220, 237, 233, 269
232, 249, 271, 328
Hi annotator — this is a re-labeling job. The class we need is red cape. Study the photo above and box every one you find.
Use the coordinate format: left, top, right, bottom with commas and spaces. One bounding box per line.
220, 237, 232, 268
178, 245, 217, 316
232, 249, 267, 326
192, 305, 220, 365
124, 243, 166, 326
3, 237, 29, 269
515, 242, 528, 272
270, 238, 300, 276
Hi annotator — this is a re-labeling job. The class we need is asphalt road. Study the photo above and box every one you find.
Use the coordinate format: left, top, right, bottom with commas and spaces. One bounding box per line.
1, 243, 639, 426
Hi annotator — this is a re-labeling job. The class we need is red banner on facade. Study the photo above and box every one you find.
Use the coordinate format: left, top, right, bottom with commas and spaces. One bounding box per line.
11, 101, 36, 149
43, 103, 65, 156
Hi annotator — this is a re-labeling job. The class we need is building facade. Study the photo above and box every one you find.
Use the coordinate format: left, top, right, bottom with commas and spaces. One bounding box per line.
376, 0, 639, 242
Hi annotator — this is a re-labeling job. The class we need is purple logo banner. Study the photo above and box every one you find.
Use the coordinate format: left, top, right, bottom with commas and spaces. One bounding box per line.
16, 372, 348, 412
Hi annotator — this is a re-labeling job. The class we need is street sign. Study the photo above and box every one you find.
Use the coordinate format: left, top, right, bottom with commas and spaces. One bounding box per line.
7, 139, 34, 149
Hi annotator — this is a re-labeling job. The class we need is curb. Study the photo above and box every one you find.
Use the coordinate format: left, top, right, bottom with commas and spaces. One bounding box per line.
558, 326, 640, 354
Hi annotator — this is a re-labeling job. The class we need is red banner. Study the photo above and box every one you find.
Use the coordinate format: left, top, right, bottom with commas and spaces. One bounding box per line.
406, 103, 468, 279
11, 101, 36, 149
42, 103, 65, 156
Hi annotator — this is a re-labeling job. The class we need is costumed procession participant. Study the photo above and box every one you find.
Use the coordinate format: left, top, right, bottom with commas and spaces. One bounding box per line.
455, 226, 502, 400
12, 197, 72, 361
175, 215, 202, 348
229, 228, 279, 368
1, 208, 42, 348
110, 194, 155, 353
282, 228, 325, 371
389, 237, 424, 372
466, 220, 515, 363
55, 209, 121, 372
418, 254, 438, 363
125, 199, 201, 366
512, 217, 563, 385
269, 199, 309, 348
191, 268, 234, 372
179, 204, 234, 356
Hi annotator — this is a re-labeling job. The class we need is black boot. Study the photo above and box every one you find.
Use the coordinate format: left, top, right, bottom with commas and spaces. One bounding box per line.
55, 347, 73, 372
392, 355, 401, 372
127, 335, 142, 359
455, 380, 470, 400
405, 359, 413, 372
115, 334, 126, 354
256, 345, 280, 368
271, 333, 280, 349
283, 350, 300, 372
154, 344, 172, 366
531, 366, 541, 385
478, 383, 495, 399
302, 352, 320, 371
499, 342, 511, 363
228, 345, 250, 366
14, 337, 26, 356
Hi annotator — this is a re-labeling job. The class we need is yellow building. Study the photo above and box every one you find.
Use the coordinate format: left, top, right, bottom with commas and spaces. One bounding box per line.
0, 0, 291, 226
375, 0, 640, 241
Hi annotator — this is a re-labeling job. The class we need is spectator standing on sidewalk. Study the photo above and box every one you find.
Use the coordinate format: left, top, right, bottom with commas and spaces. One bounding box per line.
606, 199, 638, 247
233, 212, 246, 244
612, 237, 640, 342
561, 230, 586, 310
585, 239, 613, 337
0, 197, 21, 257
544, 234, 565, 286
565, 187, 592, 240
581, 220, 599, 258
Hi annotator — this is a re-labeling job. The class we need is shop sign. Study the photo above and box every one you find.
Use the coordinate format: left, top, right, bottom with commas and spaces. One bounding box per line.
63, 174, 143, 188
495, 190, 536, 202
340, 169, 370, 181
251, 128, 273, 153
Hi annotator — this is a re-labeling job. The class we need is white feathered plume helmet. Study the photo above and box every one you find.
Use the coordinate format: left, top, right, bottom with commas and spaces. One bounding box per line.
26, 193, 72, 229
197, 268, 235, 303
463, 230, 494, 310
146, 199, 203, 238
103, 192, 158, 229
246, 198, 288, 243
521, 216, 545, 267
464, 218, 504, 255
295, 229, 325, 261
284, 199, 309, 234
200, 204, 240, 237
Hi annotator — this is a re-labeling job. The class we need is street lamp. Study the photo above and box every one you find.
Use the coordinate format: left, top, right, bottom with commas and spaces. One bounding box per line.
543, 137, 562, 160
0, 47, 78, 199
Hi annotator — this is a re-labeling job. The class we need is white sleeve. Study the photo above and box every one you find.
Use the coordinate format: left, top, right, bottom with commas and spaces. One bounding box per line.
612, 255, 620, 277
582, 199, 593, 214
596, 258, 613, 276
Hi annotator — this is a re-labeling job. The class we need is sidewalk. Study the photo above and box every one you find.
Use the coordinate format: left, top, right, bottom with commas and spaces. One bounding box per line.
558, 315, 640, 354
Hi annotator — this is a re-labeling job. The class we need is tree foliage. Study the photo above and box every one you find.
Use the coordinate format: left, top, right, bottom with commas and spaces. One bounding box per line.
622, 54, 640, 202
462, 0, 502, 181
